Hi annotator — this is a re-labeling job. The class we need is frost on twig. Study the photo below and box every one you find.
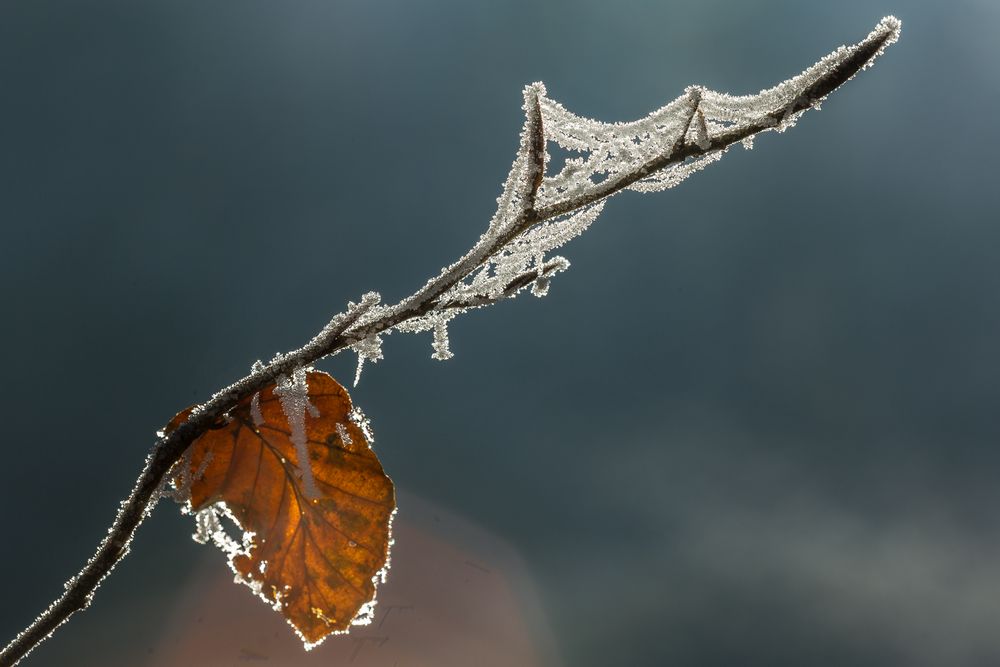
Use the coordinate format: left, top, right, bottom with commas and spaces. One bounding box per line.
346, 16, 901, 362
536, 17, 900, 209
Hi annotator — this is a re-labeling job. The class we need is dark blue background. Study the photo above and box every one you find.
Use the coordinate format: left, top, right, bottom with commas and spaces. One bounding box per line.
2, 1, 998, 665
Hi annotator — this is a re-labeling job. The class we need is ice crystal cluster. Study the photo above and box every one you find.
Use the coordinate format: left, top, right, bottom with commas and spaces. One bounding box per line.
274, 367, 322, 498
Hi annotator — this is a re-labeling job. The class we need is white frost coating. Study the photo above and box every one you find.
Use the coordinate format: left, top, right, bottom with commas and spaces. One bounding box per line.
191, 504, 262, 604
537, 87, 697, 204
250, 392, 264, 427
699, 16, 900, 123
351, 333, 384, 387
353, 357, 366, 388
448, 202, 604, 306
348, 407, 375, 447
537, 17, 900, 199
168, 447, 194, 503
627, 151, 724, 193
690, 107, 711, 150
192, 506, 243, 555
484, 81, 549, 238
395, 310, 459, 361
274, 368, 321, 499
344, 82, 549, 352
350, 507, 396, 629
335, 422, 353, 446
317, 291, 381, 340
431, 317, 454, 361
506, 202, 603, 264
191, 502, 300, 618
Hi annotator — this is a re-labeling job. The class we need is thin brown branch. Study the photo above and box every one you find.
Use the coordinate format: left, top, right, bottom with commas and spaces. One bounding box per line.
0, 18, 899, 667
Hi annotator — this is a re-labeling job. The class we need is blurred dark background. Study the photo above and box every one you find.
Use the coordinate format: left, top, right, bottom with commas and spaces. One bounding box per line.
2, 1, 998, 665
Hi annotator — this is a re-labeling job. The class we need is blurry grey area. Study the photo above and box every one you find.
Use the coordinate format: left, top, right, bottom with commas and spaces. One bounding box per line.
1, 1, 999, 666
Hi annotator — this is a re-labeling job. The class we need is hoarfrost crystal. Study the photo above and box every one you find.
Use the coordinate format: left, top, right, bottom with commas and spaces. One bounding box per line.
351, 333, 384, 386
274, 368, 321, 499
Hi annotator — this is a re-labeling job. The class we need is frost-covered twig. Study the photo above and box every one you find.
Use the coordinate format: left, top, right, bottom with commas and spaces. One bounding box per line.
0, 17, 900, 667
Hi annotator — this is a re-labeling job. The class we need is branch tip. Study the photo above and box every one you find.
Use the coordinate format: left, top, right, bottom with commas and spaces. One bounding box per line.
522, 83, 547, 213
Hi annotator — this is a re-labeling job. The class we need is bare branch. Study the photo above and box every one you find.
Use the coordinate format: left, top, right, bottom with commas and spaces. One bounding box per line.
0, 17, 900, 666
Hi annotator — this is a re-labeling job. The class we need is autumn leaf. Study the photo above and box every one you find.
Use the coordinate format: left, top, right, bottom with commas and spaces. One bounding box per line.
167, 370, 396, 648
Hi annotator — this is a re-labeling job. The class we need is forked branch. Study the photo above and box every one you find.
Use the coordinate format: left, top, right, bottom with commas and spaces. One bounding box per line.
0, 16, 900, 667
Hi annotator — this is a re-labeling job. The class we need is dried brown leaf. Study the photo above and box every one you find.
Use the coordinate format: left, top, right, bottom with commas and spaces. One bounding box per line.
167, 370, 395, 647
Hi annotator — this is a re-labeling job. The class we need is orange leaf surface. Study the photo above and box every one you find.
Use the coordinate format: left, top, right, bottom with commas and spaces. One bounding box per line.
167, 370, 395, 647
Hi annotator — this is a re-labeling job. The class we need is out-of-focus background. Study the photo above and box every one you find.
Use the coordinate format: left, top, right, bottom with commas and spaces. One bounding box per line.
1, 1, 998, 665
